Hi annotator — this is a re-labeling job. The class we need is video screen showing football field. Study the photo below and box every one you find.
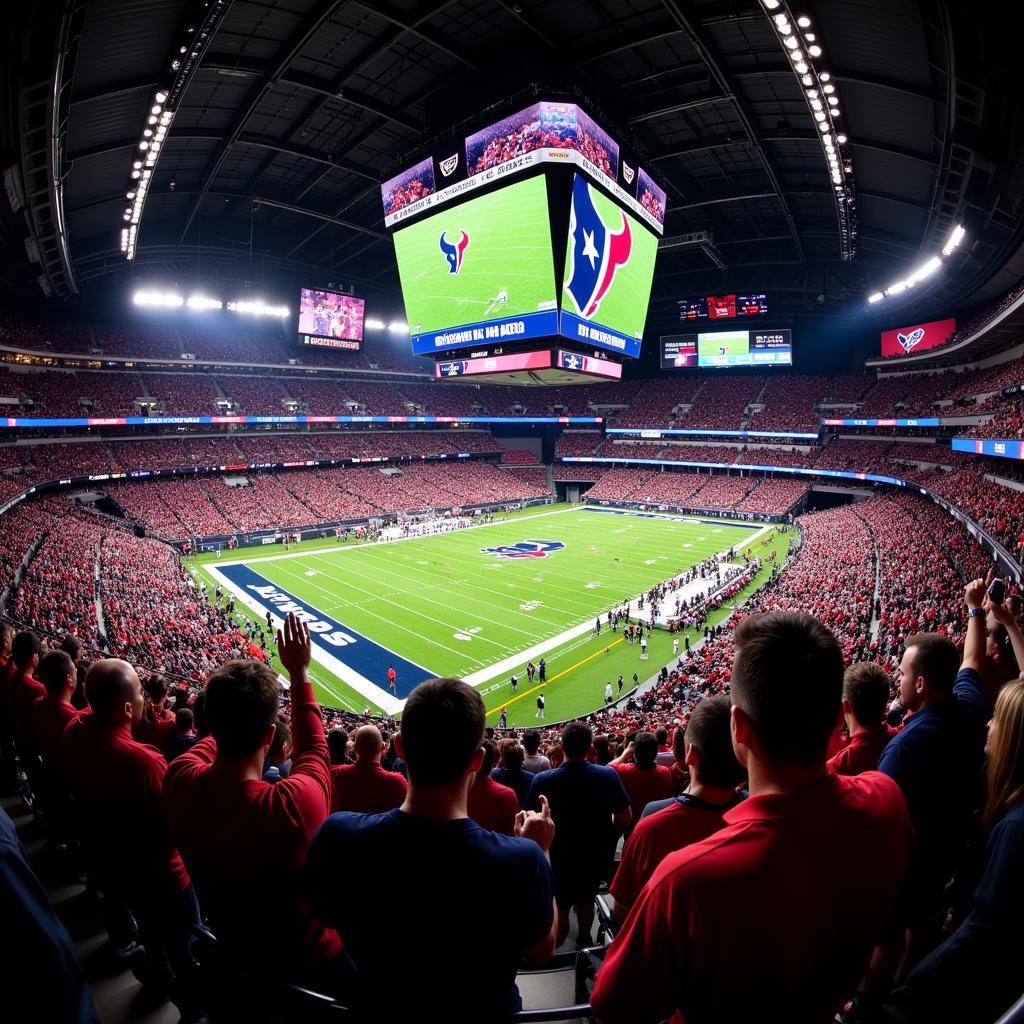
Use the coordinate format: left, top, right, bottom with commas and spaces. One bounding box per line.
193, 506, 786, 726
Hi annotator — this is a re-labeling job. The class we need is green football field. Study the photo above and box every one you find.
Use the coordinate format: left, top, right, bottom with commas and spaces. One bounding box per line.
562, 175, 659, 341
393, 174, 557, 335
190, 505, 790, 726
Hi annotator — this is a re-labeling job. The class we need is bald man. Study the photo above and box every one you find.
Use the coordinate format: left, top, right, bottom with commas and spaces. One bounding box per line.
61, 659, 202, 1011
331, 724, 408, 814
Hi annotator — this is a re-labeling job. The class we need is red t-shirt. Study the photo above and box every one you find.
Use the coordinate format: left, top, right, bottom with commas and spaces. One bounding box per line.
6, 671, 45, 747
825, 722, 850, 760
827, 726, 897, 777
331, 760, 407, 814
614, 763, 675, 829
610, 794, 739, 910
61, 716, 189, 894
29, 694, 81, 767
591, 771, 914, 1024
133, 708, 176, 753
467, 775, 519, 836
163, 673, 340, 970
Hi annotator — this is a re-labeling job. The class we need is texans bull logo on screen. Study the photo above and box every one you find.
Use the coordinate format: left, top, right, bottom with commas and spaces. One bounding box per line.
481, 539, 566, 559
439, 229, 470, 274
897, 327, 926, 353
564, 176, 632, 319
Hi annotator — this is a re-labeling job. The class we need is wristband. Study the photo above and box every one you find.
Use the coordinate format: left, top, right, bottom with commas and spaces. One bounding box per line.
968, 607, 985, 618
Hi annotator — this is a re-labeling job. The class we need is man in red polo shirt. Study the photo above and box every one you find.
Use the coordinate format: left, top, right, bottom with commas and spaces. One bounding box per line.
610, 731, 674, 833
5, 630, 44, 753
61, 657, 202, 1014
591, 611, 914, 1024
331, 724, 407, 813
29, 650, 82, 838
828, 662, 897, 777
610, 696, 744, 918
30, 650, 82, 768
467, 738, 519, 835
163, 613, 347, 993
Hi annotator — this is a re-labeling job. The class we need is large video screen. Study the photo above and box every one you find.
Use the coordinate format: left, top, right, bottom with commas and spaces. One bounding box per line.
678, 293, 767, 321
559, 175, 659, 359
662, 329, 792, 368
393, 176, 559, 356
880, 317, 956, 357
296, 289, 365, 349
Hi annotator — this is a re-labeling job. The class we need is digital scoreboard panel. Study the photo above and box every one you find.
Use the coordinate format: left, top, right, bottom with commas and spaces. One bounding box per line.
296, 289, 365, 348
661, 329, 792, 368
678, 293, 768, 321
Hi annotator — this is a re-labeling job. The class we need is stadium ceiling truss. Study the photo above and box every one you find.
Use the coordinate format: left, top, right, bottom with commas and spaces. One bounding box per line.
8, 0, 1020, 322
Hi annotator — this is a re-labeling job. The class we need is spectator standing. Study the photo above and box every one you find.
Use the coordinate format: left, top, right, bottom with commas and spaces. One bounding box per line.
491, 738, 535, 809
610, 731, 675, 834
610, 697, 744, 917
591, 612, 914, 1024
331, 725, 407, 814
526, 721, 631, 946
522, 730, 551, 773
901, 678, 1024, 1023
304, 677, 558, 1020
163, 614, 346, 991
61, 658, 203, 1014
468, 738, 519, 835
828, 663, 896, 776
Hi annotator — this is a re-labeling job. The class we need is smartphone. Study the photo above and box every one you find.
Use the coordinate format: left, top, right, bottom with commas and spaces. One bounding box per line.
988, 578, 1006, 604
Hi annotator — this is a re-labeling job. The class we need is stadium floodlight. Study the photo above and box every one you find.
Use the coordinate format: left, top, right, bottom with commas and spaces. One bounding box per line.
187, 294, 222, 310
134, 290, 183, 307
388, 321, 410, 334
227, 300, 289, 317
804, 32, 816, 42
942, 224, 965, 256
762, 0, 781, 8
784, 34, 799, 47
908, 256, 942, 284
808, 44, 822, 57
790, 49, 804, 61
155, 90, 168, 103
819, 121, 831, 133
151, 104, 162, 115
837, 133, 847, 144
811, 98, 822, 110
364, 317, 386, 330
819, 71, 831, 81
886, 281, 907, 296
824, 83, 835, 94
828, 96, 839, 106
795, 61, 808, 74
868, 292, 884, 303
801, 74, 813, 85
797, 15, 811, 27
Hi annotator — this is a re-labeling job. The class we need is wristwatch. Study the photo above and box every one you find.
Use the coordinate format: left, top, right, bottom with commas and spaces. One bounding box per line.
968, 607, 985, 618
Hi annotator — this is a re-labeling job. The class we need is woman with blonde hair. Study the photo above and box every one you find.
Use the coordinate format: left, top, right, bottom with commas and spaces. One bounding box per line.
901, 678, 1024, 1022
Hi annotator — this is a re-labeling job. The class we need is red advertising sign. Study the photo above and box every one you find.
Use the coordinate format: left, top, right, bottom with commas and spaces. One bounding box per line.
880, 317, 956, 357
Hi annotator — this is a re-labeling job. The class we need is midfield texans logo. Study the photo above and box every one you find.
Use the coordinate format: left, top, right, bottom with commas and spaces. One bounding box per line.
897, 327, 926, 353
564, 176, 632, 319
481, 539, 566, 559
439, 229, 470, 274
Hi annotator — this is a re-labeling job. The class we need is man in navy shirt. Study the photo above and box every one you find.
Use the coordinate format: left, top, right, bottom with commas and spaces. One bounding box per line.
526, 721, 631, 946
842, 578, 990, 1020
304, 677, 557, 1020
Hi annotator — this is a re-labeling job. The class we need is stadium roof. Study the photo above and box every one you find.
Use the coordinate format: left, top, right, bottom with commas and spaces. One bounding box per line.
2, 0, 1022, 329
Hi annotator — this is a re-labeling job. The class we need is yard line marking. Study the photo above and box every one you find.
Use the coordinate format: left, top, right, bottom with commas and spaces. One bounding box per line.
485, 637, 626, 716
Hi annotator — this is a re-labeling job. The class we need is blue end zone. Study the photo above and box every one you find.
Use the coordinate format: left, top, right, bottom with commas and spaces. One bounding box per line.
217, 563, 433, 698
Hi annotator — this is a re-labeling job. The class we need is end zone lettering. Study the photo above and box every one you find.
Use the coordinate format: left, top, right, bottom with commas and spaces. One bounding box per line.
247, 584, 357, 647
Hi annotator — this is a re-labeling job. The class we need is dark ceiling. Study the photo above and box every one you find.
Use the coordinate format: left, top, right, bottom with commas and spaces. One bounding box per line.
3, 0, 1023, 332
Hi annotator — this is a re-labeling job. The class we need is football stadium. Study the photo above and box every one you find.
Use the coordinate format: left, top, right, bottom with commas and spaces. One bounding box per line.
1, 3, 1023, 1023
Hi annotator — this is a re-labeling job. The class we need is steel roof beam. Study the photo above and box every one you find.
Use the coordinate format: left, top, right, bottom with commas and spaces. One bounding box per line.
176, 0, 353, 246
657, 0, 806, 264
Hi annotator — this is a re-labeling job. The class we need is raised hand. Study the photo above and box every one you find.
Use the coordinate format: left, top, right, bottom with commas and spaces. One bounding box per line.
277, 612, 312, 677
515, 794, 555, 854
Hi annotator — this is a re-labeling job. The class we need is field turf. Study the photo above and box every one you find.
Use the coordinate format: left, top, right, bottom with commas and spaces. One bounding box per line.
190, 505, 789, 725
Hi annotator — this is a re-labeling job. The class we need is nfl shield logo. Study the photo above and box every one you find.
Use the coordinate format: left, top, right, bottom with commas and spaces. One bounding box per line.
440, 153, 459, 177
622, 162, 635, 185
